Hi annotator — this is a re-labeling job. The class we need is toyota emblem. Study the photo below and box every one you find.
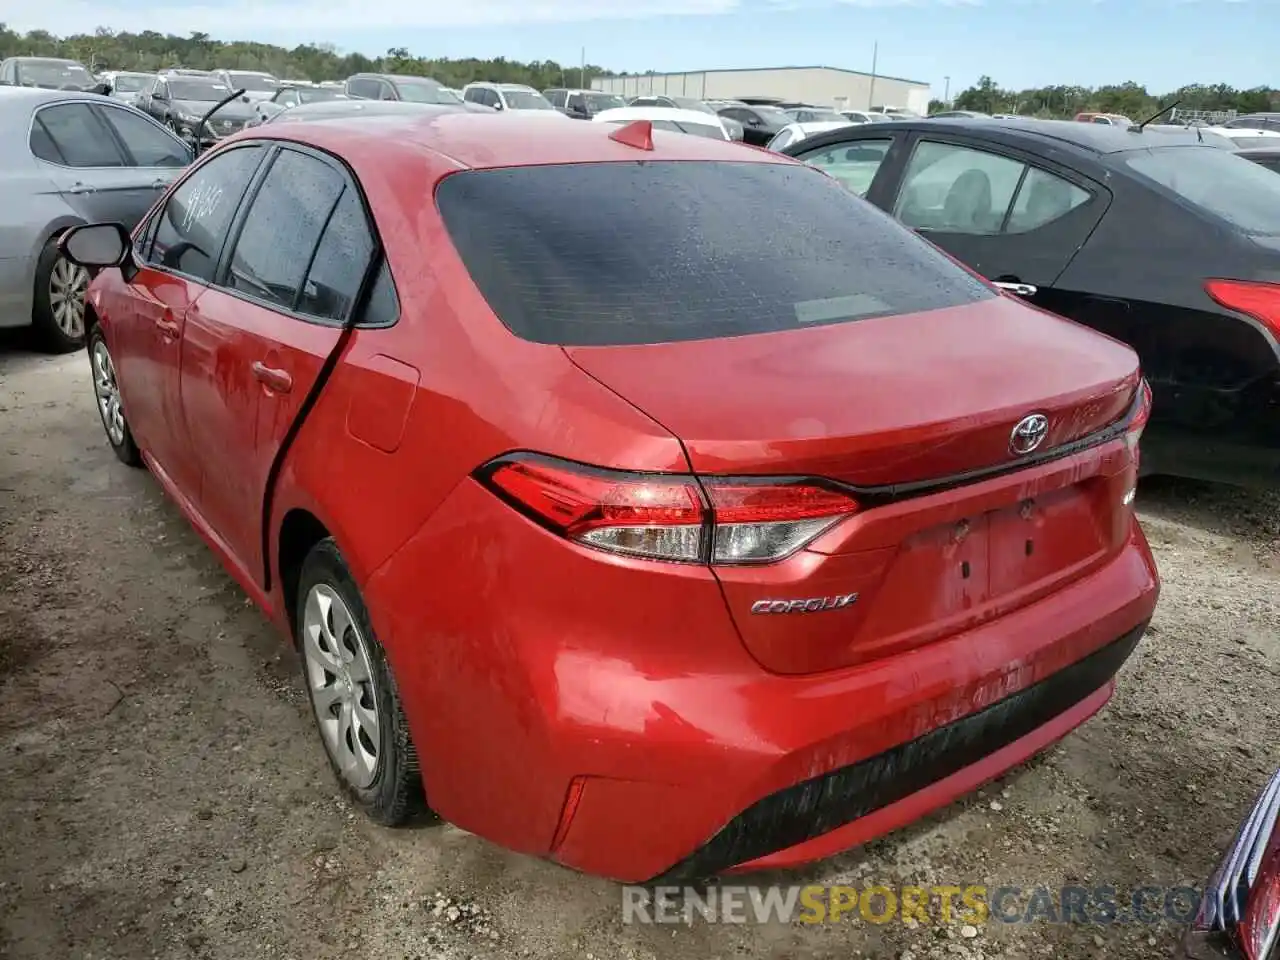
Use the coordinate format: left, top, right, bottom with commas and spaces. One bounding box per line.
1009, 414, 1049, 456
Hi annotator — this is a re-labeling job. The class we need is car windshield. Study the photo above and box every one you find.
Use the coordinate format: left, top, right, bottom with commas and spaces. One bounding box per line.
504, 90, 554, 110
586, 92, 626, 111
436, 161, 993, 346
1123, 146, 1280, 236
17, 60, 94, 87
168, 80, 231, 101
112, 74, 151, 92
397, 80, 461, 104
297, 87, 344, 104
228, 72, 277, 92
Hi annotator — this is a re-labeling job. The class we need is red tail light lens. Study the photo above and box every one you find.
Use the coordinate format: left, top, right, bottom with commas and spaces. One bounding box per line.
1126, 378, 1153, 458
480, 455, 858, 565
1205, 279, 1280, 339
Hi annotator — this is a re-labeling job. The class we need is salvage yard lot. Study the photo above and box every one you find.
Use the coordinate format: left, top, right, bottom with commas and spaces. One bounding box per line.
1, 343, 1278, 960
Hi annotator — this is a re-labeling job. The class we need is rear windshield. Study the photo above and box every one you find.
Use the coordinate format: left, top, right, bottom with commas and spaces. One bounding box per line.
1122, 146, 1280, 236
436, 161, 994, 346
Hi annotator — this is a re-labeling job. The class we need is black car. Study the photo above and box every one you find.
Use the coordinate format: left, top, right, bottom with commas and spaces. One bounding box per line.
543, 88, 626, 118
1241, 147, 1280, 174
136, 74, 256, 144
717, 103, 790, 146
781, 117, 1280, 488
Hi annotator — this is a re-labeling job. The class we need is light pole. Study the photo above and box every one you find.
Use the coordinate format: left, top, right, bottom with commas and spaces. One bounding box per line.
943, 75, 950, 105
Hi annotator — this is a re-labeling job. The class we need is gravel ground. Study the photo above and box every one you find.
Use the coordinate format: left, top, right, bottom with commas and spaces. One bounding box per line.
2, 340, 1278, 960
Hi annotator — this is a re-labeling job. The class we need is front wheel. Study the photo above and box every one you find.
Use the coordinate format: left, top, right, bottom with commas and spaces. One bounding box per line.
296, 539, 427, 825
88, 327, 142, 466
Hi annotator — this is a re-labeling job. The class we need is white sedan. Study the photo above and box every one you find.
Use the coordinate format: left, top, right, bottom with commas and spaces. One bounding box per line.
591, 106, 731, 140
765, 120, 855, 152
1204, 126, 1280, 150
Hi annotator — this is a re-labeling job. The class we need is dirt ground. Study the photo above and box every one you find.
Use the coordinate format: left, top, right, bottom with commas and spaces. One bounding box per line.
2, 338, 1278, 960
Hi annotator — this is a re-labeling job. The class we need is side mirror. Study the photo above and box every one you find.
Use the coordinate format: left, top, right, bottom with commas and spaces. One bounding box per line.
241, 94, 250, 103
59, 222, 132, 268
153, 91, 168, 101
92, 82, 111, 95
492, 100, 503, 111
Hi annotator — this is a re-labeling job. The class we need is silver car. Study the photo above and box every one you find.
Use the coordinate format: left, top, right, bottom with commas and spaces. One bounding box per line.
0, 87, 192, 352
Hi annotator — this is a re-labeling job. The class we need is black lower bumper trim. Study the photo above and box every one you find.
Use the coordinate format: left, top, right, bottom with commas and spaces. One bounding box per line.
656, 622, 1148, 881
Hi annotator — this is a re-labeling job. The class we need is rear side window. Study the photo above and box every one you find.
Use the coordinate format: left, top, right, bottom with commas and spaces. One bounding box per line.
1122, 146, 1280, 237
436, 161, 994, 346
98, 106, 190, 168
31, 103, 124, 167
225, 149, 344, 310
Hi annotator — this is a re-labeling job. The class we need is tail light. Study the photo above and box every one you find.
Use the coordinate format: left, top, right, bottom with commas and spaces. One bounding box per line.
1205, 279, 1280, 339
1194, 769, 1280, 950
1126, 378, 1153, 459
478, 454, 858, 565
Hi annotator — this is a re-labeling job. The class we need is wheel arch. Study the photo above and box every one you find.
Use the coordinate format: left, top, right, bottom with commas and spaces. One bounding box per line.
277, 507, 332, 641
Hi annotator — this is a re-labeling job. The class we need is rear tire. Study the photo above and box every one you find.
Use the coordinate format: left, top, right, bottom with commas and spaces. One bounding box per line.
296, 539, 427, 825
32, 234, 89, 353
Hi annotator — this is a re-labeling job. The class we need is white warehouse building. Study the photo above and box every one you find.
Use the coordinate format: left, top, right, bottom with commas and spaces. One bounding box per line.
592, 65, 932, 115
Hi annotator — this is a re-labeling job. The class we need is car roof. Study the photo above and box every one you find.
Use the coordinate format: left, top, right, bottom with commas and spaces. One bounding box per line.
0, 87, 105, 108
1210, 126, 1280, 138
888, 116, 1220, 155
247, 111, 783, 171
781, 120, 855, 136
1238, 146, 1280, 159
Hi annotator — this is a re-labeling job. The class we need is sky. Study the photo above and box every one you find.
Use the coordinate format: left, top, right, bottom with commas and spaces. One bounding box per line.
2, 0, 1277, 97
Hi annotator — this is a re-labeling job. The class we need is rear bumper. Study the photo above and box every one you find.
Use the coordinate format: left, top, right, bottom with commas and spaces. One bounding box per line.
1141, 378, 1280, 488
663, 625, 1141, 880
368, 480, 1158, 883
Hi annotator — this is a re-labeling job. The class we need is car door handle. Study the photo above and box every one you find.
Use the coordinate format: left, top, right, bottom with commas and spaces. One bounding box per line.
251, 361, 293, 393
993, 281, 1038, 297
150, 178, 169, 189
67, 183, 97, 195
155, 311, 180, 338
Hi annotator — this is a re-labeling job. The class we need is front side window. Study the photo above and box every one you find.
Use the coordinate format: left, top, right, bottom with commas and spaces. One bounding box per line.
545, 90, 566, 107
1122, 145, 1280, 237
225, 149, 345, 310
347, 79, 379, 99
98, 106, 191, 168
436, 160, 994, 347
149, 146, 265, 281
894, 141, 1026, 234
462, 86, 484, 103
30, 103, 124, 167
798, 139, 893, 197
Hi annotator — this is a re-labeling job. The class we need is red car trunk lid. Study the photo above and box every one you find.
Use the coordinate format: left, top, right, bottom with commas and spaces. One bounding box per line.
564, 295, 1140, 488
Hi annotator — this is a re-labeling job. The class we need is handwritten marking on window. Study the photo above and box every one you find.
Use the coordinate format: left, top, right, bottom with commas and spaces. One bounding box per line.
180, 181, 224, 233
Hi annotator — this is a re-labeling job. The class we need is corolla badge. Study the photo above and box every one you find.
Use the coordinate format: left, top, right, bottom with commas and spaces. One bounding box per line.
750, 592, 859, 615
1009, 413, 1050, 456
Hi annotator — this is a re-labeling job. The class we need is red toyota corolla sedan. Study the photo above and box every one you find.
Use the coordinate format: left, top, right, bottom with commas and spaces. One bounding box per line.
59, 111, 1159, 882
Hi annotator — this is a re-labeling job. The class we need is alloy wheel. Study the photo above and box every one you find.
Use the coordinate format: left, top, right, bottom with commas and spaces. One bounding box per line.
91, 338, 126, 446
49, 255, 89, 340
302, 583, 381, 789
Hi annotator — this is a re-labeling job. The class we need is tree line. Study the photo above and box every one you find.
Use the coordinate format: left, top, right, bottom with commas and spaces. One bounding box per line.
0, 24, 612, 88
3, 25, 1277, 115
942, 75, 1278, 119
